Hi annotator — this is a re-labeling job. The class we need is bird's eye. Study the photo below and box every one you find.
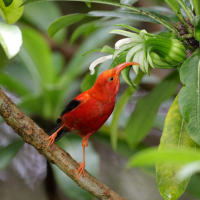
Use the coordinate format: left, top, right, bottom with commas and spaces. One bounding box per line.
109, 77, 114, 81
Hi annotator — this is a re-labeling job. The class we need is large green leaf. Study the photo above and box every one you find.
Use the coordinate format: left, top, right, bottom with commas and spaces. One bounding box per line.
70, 21, 97, 44
187, 175, 200, 199
81, 72, 97, 92
0, 140, 24, 170
23, 2, 65, 43
88, 11, 159, 24
0, 22, 22, 59
48, 13, 86, 38
156, 95, 196, 200
0, 74, 30, 96
18, 95, 42, 116
192, 0, 200, 16
164, 0, 180, 14
125, 70, 180, 147
21, 27, 56, 85
0, 0, 23, 24
182, 0, 192, 10
127, 148, 199, 167
178, 52, 200, 145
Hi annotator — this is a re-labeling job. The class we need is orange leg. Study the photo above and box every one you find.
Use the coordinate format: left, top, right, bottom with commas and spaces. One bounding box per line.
75, 136, 90, 180
45, 124, 65, 147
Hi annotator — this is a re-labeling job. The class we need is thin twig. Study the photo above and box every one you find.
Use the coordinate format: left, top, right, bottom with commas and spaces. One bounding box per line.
0, 87, 127, 200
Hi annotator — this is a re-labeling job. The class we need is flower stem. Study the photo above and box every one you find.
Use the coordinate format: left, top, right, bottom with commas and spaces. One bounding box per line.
176, 0, 194, 26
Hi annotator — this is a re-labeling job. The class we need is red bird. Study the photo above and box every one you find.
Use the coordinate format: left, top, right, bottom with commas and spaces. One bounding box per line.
46, 62, 139, 180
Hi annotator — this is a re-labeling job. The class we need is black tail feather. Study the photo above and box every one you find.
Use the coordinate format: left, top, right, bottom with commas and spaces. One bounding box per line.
48, 124, 65, 142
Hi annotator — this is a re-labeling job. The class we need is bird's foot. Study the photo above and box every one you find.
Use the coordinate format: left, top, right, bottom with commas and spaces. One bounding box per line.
75, 162, 85, 180
45, 134, 57, 147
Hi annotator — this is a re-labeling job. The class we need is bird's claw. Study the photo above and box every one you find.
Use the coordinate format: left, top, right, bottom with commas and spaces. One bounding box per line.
45, 135, 56, 147
75, 162, 85, 180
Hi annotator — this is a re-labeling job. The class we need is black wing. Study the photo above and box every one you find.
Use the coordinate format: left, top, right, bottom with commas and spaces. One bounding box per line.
57, 99, 81, 123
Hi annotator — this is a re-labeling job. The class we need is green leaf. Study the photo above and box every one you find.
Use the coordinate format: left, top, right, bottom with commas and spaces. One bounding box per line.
0, 45, 7, 70
0, 0, 23, 24
21, 27, 56, 85
0, 140, 24, 170
0, 74, 30, 96
88, 10, 159, 24
178, 52, 200, 145
192, 0, 200, 16
0, 22, 22, 59
182, 0, 192, 10
60, 25, 114, 87
70, 21, 97, 44
125, 70, 180, 147
52, 136, 99, 200
23, 2, 65, 43
82, 48, 102, 56
165, 0, 193, 33
85, 2, 91, 7
22, 0, 131, 8
18, 95, 42, 116
120, 0, 138, 5
156, 95, 196, 200
164, 0, 180, 14
3, 0, 13, 7
186, 175, 200, 199
114, 24, 140, 33
176, 0, 194, 25
127, 148, 199, 168
121, 66, 137, 89
111, 72, 144, 150
48, 13, 86, 38
81, 72, 97, 92
194, 15, 200, 27
113, 42, 137, 59
101, 45, 115, 54
110, 51, 127, 69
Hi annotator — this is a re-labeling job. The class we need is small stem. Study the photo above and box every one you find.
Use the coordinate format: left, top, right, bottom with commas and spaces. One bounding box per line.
176, 0, 194, 26
165, 0, 193, 34
122, 7, 180, 35
182, 33, 193, 38
182, 40, 195, 51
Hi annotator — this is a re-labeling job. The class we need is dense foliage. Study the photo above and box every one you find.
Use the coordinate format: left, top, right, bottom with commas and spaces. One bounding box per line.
1, 0, 200, 199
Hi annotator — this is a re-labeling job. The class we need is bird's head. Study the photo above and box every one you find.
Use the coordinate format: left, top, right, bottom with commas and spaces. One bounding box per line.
90, 62, 139, 100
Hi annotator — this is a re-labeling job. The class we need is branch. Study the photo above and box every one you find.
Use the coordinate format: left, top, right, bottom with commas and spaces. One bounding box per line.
0, 87, 127, 200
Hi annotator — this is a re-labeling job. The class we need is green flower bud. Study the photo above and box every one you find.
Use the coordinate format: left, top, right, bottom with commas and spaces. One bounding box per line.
158, 31, 177, 39
150, 52, 173, 69
146, 36, 186, 68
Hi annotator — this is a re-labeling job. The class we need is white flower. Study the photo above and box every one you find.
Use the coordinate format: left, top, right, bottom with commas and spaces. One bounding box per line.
114, 38, 133, 49
89, 55, 113, 75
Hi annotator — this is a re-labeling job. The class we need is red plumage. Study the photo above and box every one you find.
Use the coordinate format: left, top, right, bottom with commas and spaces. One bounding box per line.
46, 62, 139, 179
